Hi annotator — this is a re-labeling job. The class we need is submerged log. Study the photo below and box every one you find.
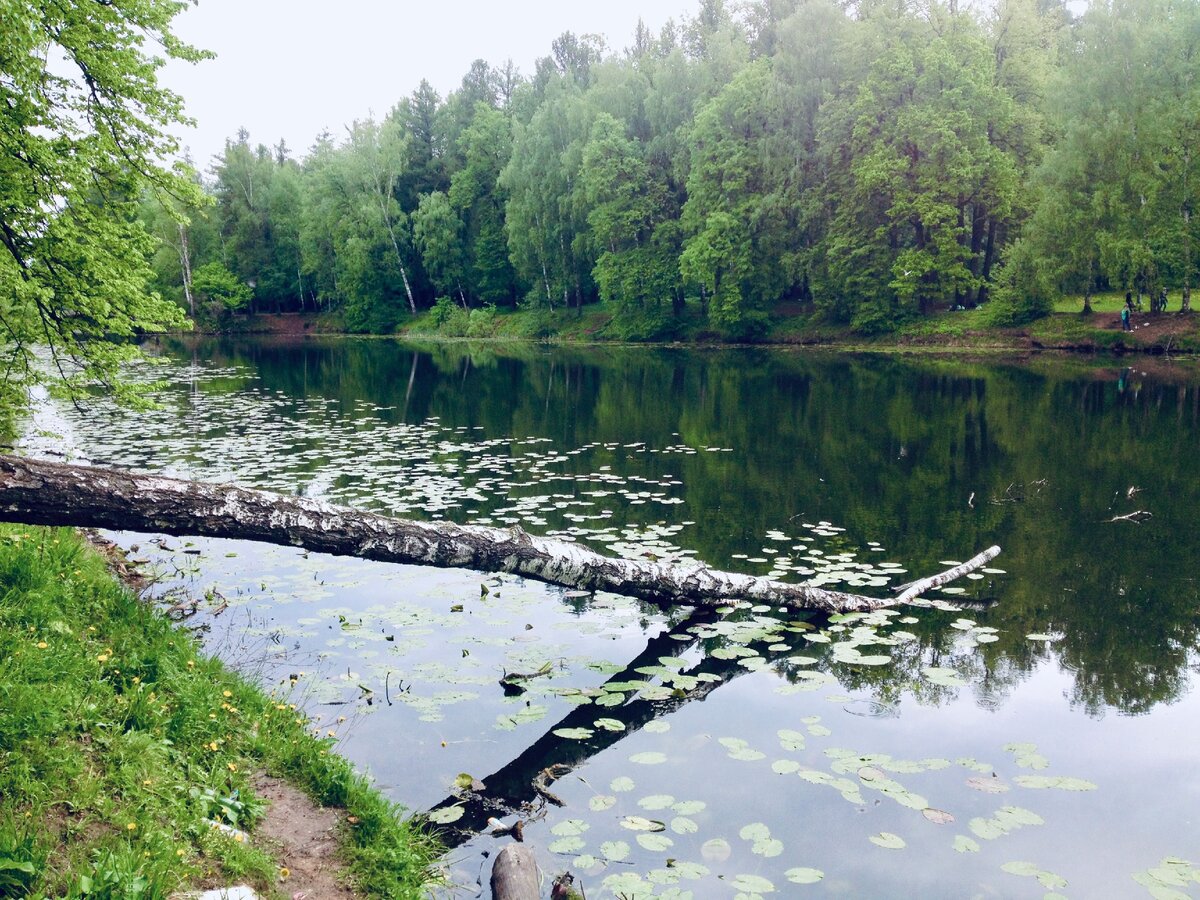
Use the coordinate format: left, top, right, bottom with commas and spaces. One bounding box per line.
490, 844, 540, 900
0, 455, 999, 613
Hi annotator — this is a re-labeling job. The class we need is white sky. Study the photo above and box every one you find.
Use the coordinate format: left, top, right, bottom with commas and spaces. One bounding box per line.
162, 0, 692, 170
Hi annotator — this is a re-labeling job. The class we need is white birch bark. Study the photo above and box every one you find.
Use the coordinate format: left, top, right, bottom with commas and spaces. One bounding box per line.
0, 456, 999, 614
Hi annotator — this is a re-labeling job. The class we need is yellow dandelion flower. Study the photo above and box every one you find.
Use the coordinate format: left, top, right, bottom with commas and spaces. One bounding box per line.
131, 676, 140, 684
126, 822, 137, 831
275, 703, 287, 710
36, 641, 47, 649
142, 779, 153, 786
177, 848, 185, 857
226, 762, 237, 772
279, 866, 290, 880
222, 690, 232, 698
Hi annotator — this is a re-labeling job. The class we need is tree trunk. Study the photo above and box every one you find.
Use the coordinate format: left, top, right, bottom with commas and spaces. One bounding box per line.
177, 222, 194, 319
0, 456, 998, 615
491, 845, 539, 900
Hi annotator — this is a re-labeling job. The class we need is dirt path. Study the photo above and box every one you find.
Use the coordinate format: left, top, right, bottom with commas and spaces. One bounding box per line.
252, 773, 361, 900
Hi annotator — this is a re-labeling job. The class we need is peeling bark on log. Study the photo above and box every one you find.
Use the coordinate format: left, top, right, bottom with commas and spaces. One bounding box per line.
491, 844, 540, 900
0, 455, 1000, 613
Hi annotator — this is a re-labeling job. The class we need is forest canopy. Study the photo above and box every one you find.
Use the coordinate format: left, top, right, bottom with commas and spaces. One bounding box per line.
0, 0, 206, 401
6, 0, 1198, 351
144, 0, 1196, 339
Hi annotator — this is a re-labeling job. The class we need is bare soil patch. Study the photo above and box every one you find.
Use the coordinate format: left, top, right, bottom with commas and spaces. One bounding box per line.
252, 772, 361, 900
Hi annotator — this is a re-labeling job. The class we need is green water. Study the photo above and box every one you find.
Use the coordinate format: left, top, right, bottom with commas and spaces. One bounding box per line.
33, 337, 1200, 898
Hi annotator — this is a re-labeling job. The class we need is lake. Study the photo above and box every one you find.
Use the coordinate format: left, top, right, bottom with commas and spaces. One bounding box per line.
24, 337, 1200, 898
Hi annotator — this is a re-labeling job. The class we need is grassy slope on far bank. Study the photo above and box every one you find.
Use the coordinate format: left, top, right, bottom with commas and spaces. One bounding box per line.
389, 301, 1200, 355
0, 525, 437, 899
208, 296, 1200, 356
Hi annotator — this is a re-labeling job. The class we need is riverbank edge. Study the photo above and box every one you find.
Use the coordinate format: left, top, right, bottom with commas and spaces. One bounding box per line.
0, 524, 440, 899
197, 305, 1200, 358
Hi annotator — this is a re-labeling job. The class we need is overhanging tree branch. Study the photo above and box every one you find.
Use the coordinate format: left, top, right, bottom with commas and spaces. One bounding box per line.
0, 455, 1000, 613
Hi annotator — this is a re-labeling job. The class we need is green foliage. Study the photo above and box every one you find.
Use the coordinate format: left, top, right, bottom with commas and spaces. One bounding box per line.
191, 262, 252, 318
113, 0, 1196, 343
1, 0, 199, 402
0, 526, 439, 898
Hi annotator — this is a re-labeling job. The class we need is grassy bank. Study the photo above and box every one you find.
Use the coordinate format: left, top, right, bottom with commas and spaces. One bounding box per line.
391, 301, 1200, 356
205, 298, 1200, 357
0, 525, 437, 898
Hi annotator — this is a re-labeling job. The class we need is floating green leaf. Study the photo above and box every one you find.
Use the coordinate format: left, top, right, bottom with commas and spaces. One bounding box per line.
600, 840, 630, 862
589, 795, 616, 811
638, 794, 675, 810
553, 727, 594, 740
953, 835, 980, 853
671, 816, 699, 835
870, 832, 906, 849
777, 729, 806, 752
730, 873, 775, 893
630, 751, 668, 765
785, 867, 824, 884
636, 832, 674, 852
739, 822, 771, 842
551, 818, 588, 836
922, 807, 955, 825
548, 835, 585, 854
923, 666, 969, 687
1013, 775, 1097, 791
621, 815, 665, 832
427, 805, 464, 824
610, 776, 635, 792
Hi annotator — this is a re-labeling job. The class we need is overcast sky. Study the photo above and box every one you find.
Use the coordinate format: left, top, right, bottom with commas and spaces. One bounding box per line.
162, 0, 692, 170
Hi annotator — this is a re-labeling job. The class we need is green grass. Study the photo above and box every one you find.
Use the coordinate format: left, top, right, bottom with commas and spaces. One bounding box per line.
1054, 291, 1128, 314
0, 526, 438, 899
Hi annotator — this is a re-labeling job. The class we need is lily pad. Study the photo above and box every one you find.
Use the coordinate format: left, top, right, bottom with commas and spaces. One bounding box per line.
922, 807, 955, 825
1013, 775, 1097, 791
427, 805, 465, 825
953, 835, 980, 853
638, 794, 675, 810
630, 751, 668, 765
636, 832, 674, 852
621, 815, 665, 832
785, 867, 824, 884
870, 832, 907, 849
729, 873, 775, 893
553, 727, 594, 740
670, 816, 699, 834
600, 840, 630, 861
548, 836, 585, 854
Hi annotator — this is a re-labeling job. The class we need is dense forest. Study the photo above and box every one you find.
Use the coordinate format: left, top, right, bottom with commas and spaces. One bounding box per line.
139, 0, 1200, 338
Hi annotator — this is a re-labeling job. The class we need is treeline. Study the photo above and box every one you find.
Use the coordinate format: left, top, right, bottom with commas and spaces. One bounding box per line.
140, 0, 1200, 338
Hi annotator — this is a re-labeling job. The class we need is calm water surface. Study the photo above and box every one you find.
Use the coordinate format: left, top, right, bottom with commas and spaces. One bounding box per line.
25, 337, 1200, 898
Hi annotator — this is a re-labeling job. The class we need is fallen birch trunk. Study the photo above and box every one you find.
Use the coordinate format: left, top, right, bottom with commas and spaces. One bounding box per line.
0, 455, 1000, 613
